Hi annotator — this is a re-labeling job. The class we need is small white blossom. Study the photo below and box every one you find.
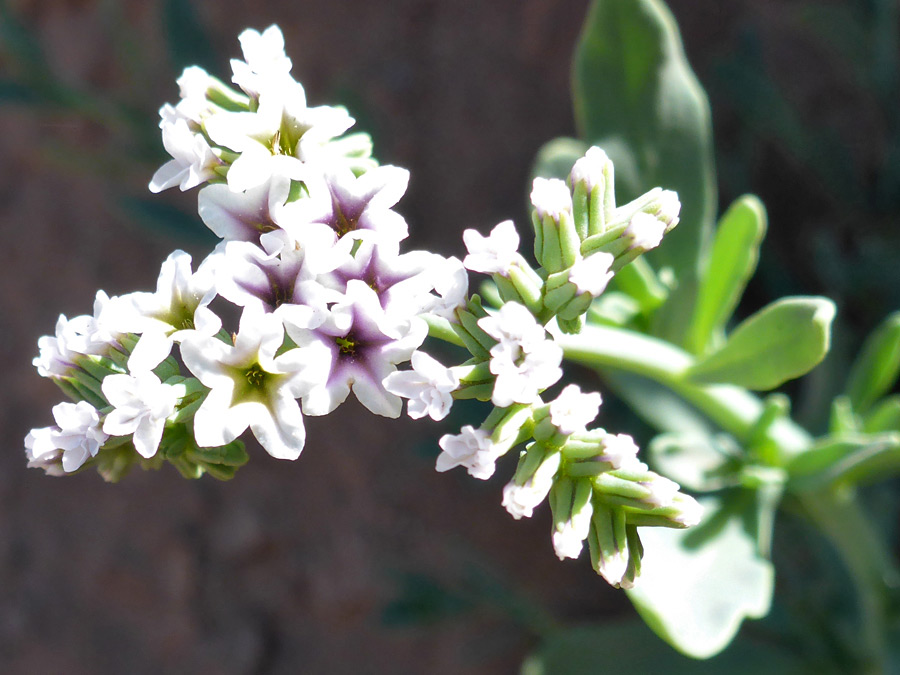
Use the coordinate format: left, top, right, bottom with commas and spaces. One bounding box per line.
502, 450, 561, 519
382, 351, 459, 421
530, 177, 573, 221
149, 116, 221, 193
625, 211, 666, 251
423, 255, 469, 320
598, 432, 641, 470
436, 425, 502, 480
181, 305, 325, 460
569, 146, 611, 193
549, 384, 602, 436
64, 290, 129, 356
463, 220, 520, 275
552, 496, 593, 560
34, 315, 79, 378
102, 372, 183, 459
568, 252, 614, 297
478, 303, 563, 408
231, 25, 293, 97
25, 401, 108, 473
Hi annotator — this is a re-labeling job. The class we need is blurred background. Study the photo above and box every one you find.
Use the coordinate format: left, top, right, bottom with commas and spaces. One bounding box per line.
1, 0, 898, 672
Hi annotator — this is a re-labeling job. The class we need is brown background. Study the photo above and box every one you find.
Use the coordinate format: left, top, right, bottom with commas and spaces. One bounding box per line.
1, 1, 895, 673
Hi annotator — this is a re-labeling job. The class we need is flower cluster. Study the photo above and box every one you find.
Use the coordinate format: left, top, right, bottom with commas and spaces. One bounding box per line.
26, 25, 699, 588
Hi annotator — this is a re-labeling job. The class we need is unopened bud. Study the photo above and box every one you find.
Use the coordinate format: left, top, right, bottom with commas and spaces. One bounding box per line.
569, 147, 615, 239
530, 178, 579, 273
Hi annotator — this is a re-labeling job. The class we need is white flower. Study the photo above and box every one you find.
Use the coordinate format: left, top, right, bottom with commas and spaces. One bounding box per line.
625, 211, 666, 251
175, 66, 217, 122
598, 432, 641, 470
382, 351, 459, 421
568, 252, 614, 297
231, 25, 293, 97
422, 255, 469, 321
501, 450, 561, 519
121, 251, 222, 373
34, 315, 79, 378
530, 177, 573, 221
478, 303, 563, 408
102, 372, 183, 459
436, 425, 502, 479
552, 490, 593, 560
180, 305, 325, 460
549, 384, 602, 436
285, 280, 427, 418
64, 290, 129, 356
149, 116, 221, 193
569, 146, 611, 193
25, 401, 108, 473
205, 84, 353, 192
463, 220, 520, 275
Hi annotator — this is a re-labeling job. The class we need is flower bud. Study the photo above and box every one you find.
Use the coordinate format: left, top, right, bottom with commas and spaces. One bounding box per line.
569, 146, 615, 239
550, 476, 594, 560
588, 502, 631, 587
530, 178, 579, 273
502, 442, 561, 519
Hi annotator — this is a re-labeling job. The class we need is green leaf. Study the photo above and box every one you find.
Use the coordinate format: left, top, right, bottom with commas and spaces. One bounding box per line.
685, 297, 836, 390
625, 495, 775, 659
531, 137, 589, 182
844, 312, 900, 414
520, 620, 803, 674
686, 195, 768, 355
863, 395, 900, 433
787, 432, 900, 490
573, 0, 716, 342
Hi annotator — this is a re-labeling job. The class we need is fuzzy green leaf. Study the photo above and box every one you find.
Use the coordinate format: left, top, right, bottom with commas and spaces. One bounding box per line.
686, 195, 767, 355
685, 297, 836, 390
626, 495, 775, 659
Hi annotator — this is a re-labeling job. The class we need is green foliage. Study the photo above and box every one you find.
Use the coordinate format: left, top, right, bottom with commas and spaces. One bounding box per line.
686, 297, 836, 391
844, 312, 900, 415
572, 0, 716, 346
626, 495, 776, 659
686, 196, 767, 356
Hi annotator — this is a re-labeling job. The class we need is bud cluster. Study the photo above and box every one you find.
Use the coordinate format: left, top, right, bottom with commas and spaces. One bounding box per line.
26, 24, 700, 588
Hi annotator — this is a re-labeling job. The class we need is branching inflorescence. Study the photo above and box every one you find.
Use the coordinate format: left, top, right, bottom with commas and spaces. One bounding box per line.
26, 25, 700, 588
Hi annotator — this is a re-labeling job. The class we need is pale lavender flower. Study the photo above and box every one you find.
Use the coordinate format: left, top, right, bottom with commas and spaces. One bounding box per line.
382, 351, 459, 421
180, 305, 324, 460
462, 220, 520, 275
284, 280, 427, 418
436, 425, 502, 479
549, 384, 602, 436
25, 401, 108, 473
102, 372, 184, 458
283, 165, 410, 245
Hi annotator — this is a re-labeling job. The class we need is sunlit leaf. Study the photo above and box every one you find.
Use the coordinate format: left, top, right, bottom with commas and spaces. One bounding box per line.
626, 495, 775, 658
686, 297, 836, 391
686, 195, 767, 355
